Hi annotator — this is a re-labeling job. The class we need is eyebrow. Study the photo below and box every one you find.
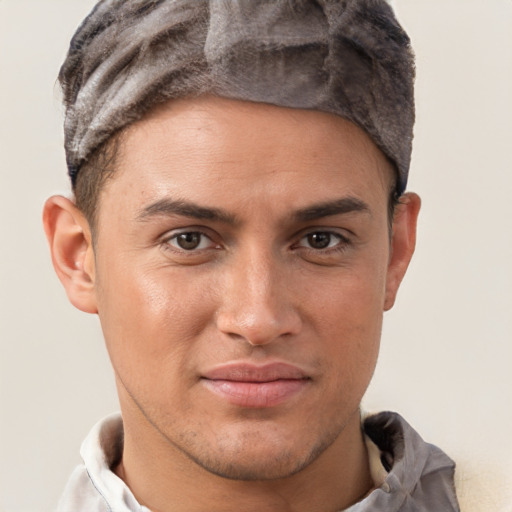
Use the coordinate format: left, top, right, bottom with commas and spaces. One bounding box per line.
293, 197, 370, 222
136, 196, 370, 225
136, 198, 238, 225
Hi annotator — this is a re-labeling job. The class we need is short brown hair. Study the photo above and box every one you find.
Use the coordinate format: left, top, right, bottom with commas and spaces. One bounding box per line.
73, 134, 121, 231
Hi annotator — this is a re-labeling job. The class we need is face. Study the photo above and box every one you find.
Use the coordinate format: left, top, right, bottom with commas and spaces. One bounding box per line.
78, 97, 412, 480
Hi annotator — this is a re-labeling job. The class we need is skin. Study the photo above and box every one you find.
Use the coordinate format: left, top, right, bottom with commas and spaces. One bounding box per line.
44, 96, 420, 512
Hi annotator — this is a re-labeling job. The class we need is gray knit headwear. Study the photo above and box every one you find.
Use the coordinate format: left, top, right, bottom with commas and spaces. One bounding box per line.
60, 0, 415, 194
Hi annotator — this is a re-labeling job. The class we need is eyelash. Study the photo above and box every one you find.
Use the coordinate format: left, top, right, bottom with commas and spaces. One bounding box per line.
160, 229, 351, 257
162, 230, 219, 253
294, 231, 351, 254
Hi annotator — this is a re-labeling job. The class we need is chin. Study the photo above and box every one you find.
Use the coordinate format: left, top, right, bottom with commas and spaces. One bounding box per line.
190, 450, 312, 481
181, 425, 342, 482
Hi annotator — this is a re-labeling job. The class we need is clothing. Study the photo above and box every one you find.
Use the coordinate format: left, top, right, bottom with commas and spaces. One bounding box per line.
60, 0, 414, 194
57, 411, 459, 512
347, 412, 459, 511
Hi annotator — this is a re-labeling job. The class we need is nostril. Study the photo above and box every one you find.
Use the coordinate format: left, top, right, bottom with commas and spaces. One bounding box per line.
215, 258, 302, 344
216, 307, 301, 346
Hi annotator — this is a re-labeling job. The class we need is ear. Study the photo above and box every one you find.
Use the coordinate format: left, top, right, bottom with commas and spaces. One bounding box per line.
43, 195, 98, 314
384, 192, 421, 311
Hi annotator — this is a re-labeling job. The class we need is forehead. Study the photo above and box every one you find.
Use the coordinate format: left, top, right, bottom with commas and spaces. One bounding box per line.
99, 96, 393, 217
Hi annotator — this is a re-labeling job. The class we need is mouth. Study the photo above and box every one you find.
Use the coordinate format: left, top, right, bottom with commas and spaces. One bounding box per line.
201, 362, 311, 408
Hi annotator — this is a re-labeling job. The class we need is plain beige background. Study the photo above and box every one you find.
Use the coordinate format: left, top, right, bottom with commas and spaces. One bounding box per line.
0, 1, 511, 511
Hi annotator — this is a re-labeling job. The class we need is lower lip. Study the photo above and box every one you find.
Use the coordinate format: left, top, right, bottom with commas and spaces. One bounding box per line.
201, 379, 309, 408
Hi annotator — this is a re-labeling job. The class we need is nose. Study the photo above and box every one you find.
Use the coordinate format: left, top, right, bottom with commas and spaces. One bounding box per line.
215, 249, 302, 346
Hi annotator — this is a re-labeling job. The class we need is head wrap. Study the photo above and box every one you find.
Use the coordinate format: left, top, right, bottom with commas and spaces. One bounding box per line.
59, 0, 415, 193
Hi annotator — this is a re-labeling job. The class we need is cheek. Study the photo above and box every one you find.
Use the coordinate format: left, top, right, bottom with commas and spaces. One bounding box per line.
95, 258, 218, 384
320, 280, 382, 361
306, 255, 388, 385
309, 244, 387, 326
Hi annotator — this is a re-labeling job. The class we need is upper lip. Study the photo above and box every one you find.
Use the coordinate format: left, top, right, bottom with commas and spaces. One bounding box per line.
201, 362, 309, 382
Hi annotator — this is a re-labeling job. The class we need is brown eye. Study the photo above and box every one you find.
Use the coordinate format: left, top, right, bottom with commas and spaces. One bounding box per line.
168, 232, 213, 251
176, 233, 201, 250
306, 232, 336, 249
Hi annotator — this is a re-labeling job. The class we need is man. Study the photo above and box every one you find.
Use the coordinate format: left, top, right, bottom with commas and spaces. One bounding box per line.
43, 1, 459, 511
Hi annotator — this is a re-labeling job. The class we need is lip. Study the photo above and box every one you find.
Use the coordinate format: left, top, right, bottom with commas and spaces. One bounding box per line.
201, 362, 310, 408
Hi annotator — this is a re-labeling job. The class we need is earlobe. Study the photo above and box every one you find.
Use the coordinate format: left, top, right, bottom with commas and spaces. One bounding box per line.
384, 192, 421, 311
43, 195, 98, 314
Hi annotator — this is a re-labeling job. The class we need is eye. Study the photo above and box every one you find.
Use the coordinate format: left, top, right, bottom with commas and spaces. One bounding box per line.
298, 232, 345, 250
167, 231, 216, 251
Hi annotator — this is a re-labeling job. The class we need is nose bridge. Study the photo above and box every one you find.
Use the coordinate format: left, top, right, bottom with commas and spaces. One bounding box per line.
216, 242, 300, 344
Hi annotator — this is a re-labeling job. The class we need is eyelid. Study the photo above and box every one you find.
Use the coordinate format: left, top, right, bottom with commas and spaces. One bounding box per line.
161, 228, 221, 252
297, 232, 344, 247
290, 229, 353, 260
294, 227, 351, 243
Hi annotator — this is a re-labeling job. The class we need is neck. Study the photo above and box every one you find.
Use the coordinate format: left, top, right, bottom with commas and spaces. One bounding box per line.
115, 401, 373, 512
